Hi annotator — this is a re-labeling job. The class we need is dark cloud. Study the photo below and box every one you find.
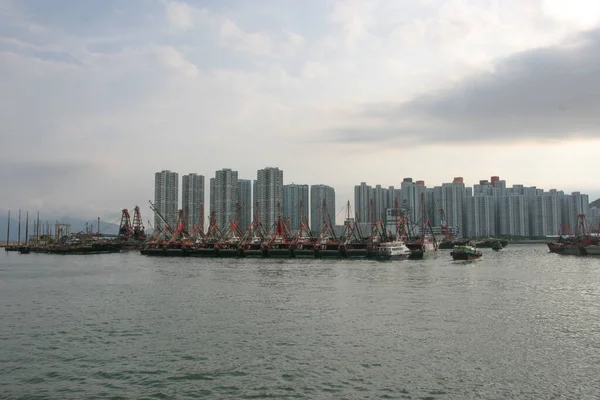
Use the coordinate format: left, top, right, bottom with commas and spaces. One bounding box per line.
331, 28, 600, 144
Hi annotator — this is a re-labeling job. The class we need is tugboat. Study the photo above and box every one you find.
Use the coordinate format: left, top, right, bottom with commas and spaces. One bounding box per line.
451, 244, 482, 261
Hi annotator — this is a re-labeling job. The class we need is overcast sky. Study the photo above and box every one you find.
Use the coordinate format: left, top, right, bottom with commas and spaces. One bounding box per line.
1, 0, 599, 224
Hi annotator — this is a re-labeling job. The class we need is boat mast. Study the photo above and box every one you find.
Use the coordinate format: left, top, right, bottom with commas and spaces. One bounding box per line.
25, 211, 29, 245
17, 209, 21, 245
6, 210, 10, 246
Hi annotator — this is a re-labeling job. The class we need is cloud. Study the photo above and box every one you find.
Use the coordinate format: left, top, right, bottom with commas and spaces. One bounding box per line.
166, 1, 196, 29
330, 28, 600, 145
219, 19, 273, 56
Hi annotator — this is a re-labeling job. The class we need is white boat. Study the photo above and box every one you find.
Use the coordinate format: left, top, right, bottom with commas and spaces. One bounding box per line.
375, 240, 411, 261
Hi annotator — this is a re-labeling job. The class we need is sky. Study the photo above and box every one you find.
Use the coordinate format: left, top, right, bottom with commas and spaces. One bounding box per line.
1, 0, 599, 225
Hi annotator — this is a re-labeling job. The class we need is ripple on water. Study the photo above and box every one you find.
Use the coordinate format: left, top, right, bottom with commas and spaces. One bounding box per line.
1, 249, 600, 399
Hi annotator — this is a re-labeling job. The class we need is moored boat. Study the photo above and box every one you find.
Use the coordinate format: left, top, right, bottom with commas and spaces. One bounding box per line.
547, 242, 565, 254
406, 236, 438, 259
375, 240, 411, 261
438, 238, 470, 250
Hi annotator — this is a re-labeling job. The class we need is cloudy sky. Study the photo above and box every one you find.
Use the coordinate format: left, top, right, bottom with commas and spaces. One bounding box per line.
1, 0, 599, 224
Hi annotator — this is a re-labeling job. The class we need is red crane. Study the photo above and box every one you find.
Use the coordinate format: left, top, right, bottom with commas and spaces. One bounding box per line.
118, 209, 133, 238
132, 206, 146, 240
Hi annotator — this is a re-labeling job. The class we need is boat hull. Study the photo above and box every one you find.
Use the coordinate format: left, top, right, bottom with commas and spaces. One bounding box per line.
316, 249, 343, 259
583, 245, 600, 256
190, 248, 218, 257
292, 249, 316, 258
451, 253, 482, 260
376, 253, 410, 261
266, 248, 292, 258
241, 249, 263, 258
217, 248, 241, 258
345, 248, 369, 259
562, 245, 585, 256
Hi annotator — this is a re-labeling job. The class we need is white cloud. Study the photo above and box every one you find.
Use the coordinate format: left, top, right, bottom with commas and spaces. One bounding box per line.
166, 1, 197, 29
219, 19, 273, 55
154, 46, 199, 77
301, 61, 328, 80
2, 0, 600, 218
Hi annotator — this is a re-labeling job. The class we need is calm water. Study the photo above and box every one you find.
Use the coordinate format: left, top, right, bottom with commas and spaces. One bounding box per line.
1, 246, 599, 399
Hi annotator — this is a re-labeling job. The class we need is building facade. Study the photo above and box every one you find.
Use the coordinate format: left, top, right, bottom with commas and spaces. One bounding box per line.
465, 195, 496, 238
354, 182, 373, 224
237, 179, 252, 231
311, 184, 336, 234
154, 170, 179, 232
283, 184, 309, 233
182, 173, 205, 232
210, 168, 238, 230
256, 167, 284, 233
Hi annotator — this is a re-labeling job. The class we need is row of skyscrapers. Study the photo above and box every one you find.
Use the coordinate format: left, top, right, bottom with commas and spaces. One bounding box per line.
155, 170, 594, 238
154, 168, 334, 235
355, 176, 593, 238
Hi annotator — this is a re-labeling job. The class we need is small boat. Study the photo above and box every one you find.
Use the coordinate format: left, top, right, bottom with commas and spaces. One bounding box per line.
492, 241, 502, 251
451, 244, 482, 261
18, 246, 30, 254
438, 238, 470, 249
375, 240, 411, 261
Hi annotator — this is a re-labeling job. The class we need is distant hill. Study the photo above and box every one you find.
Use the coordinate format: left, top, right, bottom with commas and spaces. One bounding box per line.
0, 215, 119, 242
590, 198, 600, 209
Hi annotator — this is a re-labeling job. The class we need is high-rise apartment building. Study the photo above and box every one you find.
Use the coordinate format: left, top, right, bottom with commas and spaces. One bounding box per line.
311, 184, 335, 233
256, 167, 283, 233
465, 195, 496, 237
210, 168, 238, 230
498, 195, 529, 237
354, 182, 373, 223
529, 193, 562, 237
373, 184, 388, 222
154, 170, 179, 232
237, 179, 252, 231
562, 192, 590, 234
182, 173, 204, 232
433, 178, 467, 237
283, 184, 309, 232
400, 178, 426, 224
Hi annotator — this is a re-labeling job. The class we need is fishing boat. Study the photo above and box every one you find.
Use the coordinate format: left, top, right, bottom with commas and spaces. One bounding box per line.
438, 238, 470, 249
473, 238, 506, 248
547, 241, 565, 254
406, 235, 438, 259
451, 244, 482, 260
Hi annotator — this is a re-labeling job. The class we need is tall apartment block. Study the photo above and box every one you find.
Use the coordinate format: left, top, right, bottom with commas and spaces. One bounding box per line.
465, 195, 496, 237
154, 170, 178, 232
237, 179, 252, 231
256, 167, 283, 233
529, 193, 562, 237
182, 173, 205, 232
433, 178, 468, 237
311, 184, 335, 233
498, 194, 529, 237
562, 192, 589, 234
283, 184, 309, 232
400, 178, 426, 225
210, 168, 238, 230
354, 182, 373, 223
